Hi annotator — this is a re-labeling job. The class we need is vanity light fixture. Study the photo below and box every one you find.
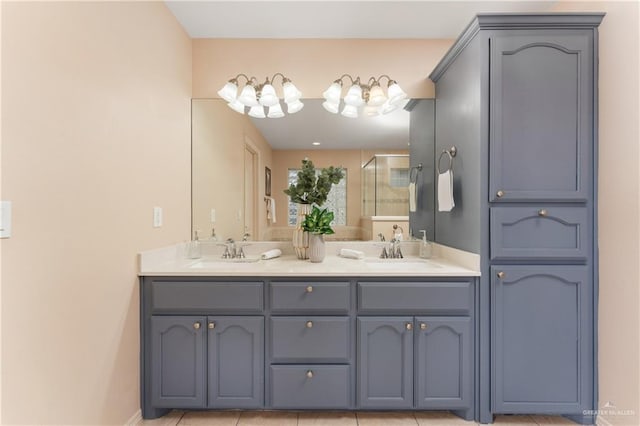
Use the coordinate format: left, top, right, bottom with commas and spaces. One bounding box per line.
217, 73, 303, 118
322, 74, 408, 118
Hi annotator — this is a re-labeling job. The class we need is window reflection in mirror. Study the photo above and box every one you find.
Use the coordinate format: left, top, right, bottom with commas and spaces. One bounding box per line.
191, 99, 434, 242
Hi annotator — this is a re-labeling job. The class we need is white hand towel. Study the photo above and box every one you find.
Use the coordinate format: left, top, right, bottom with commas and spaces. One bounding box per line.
339, 248, 365, 259
408, 181, 417, 212
437, 170, 455, 212
265, 197, 276, 223
261, 248, 282, 260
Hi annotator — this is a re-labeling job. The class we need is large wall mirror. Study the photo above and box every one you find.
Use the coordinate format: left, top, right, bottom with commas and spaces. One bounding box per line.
192, 98, 434, 242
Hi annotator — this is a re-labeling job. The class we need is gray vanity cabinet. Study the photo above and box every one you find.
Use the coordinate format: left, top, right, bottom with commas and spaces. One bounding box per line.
150, 316, 206, 408
357, 316, 473, 411
357, 317, 414, 408
492, 266, 592, 414
149, 315, 264, 410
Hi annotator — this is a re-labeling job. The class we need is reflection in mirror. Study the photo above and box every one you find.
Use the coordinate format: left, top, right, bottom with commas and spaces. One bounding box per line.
192, 99, 434, 241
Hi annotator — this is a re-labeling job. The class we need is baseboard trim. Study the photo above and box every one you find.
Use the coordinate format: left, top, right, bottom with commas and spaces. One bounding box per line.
125, 409, 142, 426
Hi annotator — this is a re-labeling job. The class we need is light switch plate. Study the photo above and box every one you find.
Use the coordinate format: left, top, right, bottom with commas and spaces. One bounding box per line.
0, 201, 12, 238
153, 207, 162, 228
210, 208, 216, 223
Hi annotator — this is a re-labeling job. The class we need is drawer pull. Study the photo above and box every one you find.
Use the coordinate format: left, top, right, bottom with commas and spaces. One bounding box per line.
306, 370, 314, 379
420, 323, 428, 330
208, 322, 215, 329
497, 271, 506, 279
405, 323, 413, 331
496, 190, 505, 198
538, 209, 548, 217
306, 321, 313, 329
306, 285, 313, 293
193, 322, 201, 330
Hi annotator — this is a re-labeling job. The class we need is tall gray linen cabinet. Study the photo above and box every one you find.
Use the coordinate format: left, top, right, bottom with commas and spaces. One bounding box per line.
429, 13, 604, 424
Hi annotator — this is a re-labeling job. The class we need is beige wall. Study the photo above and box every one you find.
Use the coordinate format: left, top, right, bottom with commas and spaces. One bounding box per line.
193, 39, 453, 99
192, 99, 273, 241
1, 2, 192, 425
550, 2, 640, 425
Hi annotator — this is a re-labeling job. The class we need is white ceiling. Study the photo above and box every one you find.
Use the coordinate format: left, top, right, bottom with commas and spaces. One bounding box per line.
166, 1, 556, 39
176, 1, 556, 150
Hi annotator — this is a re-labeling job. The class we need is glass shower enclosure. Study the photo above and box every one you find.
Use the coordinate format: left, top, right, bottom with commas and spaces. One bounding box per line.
362, 154, 410, 217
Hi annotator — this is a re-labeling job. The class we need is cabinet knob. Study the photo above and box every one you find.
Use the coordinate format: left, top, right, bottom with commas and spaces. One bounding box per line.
306, 370, 314, 379
306, 285, 313, 293
420, 323, 428, 330
193, 322, 201, 330
538, 209, 548, 217
405, 323, 413, 331
208, 322, 215, 329
497, 271, 506, 279
496, 190, 505, 198
306, 321, 313, 329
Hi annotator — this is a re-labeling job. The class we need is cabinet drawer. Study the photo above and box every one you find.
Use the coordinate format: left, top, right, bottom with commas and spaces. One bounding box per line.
270, 317, 350, 363
490, 206, 589, 261
151, 281, 263, 313
358, 282, 472, 315
271, 281, 350, 314
270, 365, 350, 409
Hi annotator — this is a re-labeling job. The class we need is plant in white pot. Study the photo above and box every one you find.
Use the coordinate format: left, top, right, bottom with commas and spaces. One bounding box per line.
301, 206, 335, 263
283, 158, 344, 259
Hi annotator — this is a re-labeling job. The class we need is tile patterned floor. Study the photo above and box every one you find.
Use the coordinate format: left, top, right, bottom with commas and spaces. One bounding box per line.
138, 411, 578, 426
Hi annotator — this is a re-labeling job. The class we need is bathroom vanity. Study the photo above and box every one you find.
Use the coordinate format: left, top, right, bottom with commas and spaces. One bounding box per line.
139, 251, 480, 420
140, 12, 603, 425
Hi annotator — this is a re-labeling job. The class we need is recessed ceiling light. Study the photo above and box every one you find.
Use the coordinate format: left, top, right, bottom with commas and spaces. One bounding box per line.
312, 141, 321, 146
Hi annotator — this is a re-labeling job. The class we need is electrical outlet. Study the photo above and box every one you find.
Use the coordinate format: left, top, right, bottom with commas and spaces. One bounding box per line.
0, 201, 12, 238
153, 207, 163, 228
210, 208, 216, 223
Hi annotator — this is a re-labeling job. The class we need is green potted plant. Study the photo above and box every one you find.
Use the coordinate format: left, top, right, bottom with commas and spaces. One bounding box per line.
301, 206, 335, 262
284, 158, 344, 260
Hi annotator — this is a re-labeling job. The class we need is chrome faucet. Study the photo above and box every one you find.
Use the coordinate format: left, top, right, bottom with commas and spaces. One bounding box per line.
221, 238, 237, 259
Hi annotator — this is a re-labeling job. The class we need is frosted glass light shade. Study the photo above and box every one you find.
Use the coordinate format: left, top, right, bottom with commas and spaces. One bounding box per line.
248, 105, 266, 118
322, 99, 340, 114
368, 85, 387, 106
283, 81, 302, 103
286, 99, 304, 114
259, 84, 279, 107
217, 81, 238, 103
387, 82, 407, 106
238, 85, 259, 107
344, 84, 364, 107
323, 82, 342, 102
267, 103, 285, 118
227, 99, 246, 114
341, 104, 358, 118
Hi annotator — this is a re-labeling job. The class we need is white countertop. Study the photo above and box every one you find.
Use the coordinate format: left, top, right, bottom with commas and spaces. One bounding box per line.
139, 241, 481, 277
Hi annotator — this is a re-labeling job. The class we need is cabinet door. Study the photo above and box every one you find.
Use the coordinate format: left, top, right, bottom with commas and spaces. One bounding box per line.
208, 316, 264, 408
150, 316, 206, 408
357, 317, 413, 408
489, 30, 592, 202
415, 317, 472, 409
492, 266, 592, 413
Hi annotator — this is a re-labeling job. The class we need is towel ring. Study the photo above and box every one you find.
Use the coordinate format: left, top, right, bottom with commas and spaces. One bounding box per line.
437, 146, 457, 174
409, 163, 423, 183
